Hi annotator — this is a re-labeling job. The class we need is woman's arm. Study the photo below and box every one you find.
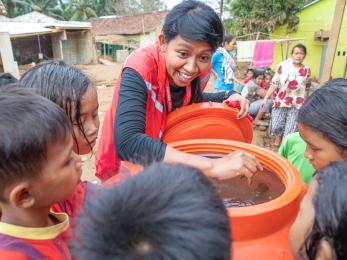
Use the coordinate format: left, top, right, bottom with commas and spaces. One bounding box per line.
259, 84, 278, 111
115, 68, 261, 180
114, 68, 167, 165
164, 146, 262, 181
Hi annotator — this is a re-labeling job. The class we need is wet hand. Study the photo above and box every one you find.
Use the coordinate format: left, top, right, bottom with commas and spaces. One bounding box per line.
208, 151, 263, 184
224, 93, 249, 118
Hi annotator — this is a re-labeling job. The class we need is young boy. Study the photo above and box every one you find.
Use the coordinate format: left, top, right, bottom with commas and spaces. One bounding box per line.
75, 162, 232, 260
0, 86, 82, 259
0, 73, 18, 87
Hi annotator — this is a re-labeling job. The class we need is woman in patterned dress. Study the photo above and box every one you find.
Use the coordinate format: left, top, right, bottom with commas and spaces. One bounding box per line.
260, 44, 311, 146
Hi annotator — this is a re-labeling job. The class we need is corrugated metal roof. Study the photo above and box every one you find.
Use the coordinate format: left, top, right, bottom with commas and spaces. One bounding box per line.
0, 15, 11, 22
11, 11, 56, 23
0, 22, 52, 37
0, 12, 91, 37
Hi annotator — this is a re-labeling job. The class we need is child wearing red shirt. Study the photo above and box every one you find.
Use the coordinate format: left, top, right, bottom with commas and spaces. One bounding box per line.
0, 87, 82, 259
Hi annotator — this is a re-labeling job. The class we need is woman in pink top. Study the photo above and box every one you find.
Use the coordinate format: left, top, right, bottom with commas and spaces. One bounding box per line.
260, 44, 311, 146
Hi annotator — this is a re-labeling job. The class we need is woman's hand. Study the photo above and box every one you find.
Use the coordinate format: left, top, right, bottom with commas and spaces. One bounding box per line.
224, 93, 249, 118
259, 98, 268, 112
207, 151, 263, 184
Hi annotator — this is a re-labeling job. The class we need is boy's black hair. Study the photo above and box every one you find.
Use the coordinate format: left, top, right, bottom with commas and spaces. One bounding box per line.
247, 68, 254, 73
305, 160, 347, 259
162, 0, 224, 104
264, 69, 274, 77
291, 43, 307, 56
75, 163, 231, 260
19, 60, 93, 154
0, 86, 71, 201
0, 73, 18, 87
252, 69, 264, 79
298, 79, 347, 150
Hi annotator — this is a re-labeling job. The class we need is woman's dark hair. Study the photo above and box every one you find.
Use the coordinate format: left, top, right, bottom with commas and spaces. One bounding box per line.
163, 0, 223, 51
252, 69, 264, 79
291, 43, 307, 56
20, 60, 94, 153
163, 0, 224, 104
304, 160, 347, 259
298, 79, 347, 150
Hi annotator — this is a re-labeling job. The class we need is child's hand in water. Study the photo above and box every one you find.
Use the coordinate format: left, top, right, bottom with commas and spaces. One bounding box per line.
208, 151, 263, 184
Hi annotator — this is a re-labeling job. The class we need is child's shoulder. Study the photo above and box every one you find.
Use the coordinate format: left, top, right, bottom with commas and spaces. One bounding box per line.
283, 132, 303, 145
0, 213, 71, 259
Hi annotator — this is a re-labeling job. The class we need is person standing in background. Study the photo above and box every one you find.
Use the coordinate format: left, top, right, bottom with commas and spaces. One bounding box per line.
212, 35, 241, 92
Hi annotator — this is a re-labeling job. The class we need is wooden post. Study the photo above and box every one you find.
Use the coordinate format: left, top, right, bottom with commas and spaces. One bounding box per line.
320, 0, 346, 83
0, 32, 19, 78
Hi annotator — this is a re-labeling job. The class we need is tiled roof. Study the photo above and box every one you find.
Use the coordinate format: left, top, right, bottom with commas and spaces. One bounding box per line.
90, 11, 168, 36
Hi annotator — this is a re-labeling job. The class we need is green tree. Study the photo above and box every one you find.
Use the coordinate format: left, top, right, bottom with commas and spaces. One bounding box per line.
2, 0, 29, 17
227, 0, 305, 37
67, 0, 98, 21
105, 0, 165, 16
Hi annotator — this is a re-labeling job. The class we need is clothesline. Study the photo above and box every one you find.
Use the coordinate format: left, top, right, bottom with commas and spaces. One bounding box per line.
236, 32, 304, 43
236, 34, 305, 66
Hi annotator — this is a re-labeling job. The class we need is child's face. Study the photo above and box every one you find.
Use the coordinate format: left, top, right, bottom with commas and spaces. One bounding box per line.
225, 39, 237, 52
31, 135, 82, 207
298, 123, 347, 170
265, 74, 272, 84
289, 178, 317, 259
73, 86, 100, 155
246, 71, 254, 79
255, 75, 264, 86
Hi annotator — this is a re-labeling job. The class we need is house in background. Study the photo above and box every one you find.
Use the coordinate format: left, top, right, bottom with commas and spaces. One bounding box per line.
271, 0, 347, 79
90, 11, 168, 62
0, 11, 97, 78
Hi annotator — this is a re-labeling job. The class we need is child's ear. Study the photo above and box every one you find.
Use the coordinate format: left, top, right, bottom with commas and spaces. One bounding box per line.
158, 34, 166, 53
342, 149, 347, 159
8, 183, 35, 209
316, 239, 334, 260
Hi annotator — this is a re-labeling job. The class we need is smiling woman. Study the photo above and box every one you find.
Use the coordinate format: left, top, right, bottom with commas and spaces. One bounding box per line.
95, 0, 261, 182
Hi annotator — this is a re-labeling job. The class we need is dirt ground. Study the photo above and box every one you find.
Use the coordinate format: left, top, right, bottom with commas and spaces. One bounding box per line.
73, 63, 272, 182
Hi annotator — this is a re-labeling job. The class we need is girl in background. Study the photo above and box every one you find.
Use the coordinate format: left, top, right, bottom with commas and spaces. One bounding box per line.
212, 34, 240, 92
242, 69, 272, 125
20, 60, 100, 220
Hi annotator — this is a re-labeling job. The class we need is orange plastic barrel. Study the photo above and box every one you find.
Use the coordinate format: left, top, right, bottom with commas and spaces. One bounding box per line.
163, 102, 253, 143
168, 139, 303, 260
107, 103, 303, 259
108, 139, 303, 259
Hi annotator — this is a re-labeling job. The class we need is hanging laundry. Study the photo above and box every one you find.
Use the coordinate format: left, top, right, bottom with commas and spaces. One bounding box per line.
252, 40, 275, 68
237, 41, 256, 62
